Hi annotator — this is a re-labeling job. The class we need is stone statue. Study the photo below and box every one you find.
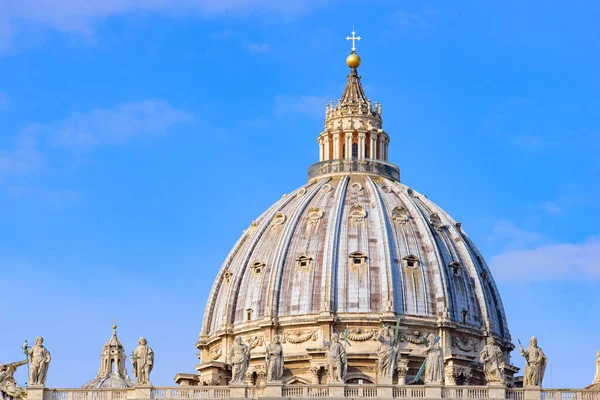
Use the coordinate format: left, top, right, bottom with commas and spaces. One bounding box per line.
28, 336, 51, 386
376, 326, 397, 378
326, 333, 347, 383
132, 337, 154, 385
266, 335, 284, 382
0, 360, 28, 399
520, 336, 547, 387
480, 337, 504, 384
421, 333, 444, 384
229, 337, 250, 385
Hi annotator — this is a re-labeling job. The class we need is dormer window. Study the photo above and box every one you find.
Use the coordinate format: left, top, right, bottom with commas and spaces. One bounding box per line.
295, 255, 314, 270
251, 261, 265, 275
450, 261, 462, 277
246, 309, 253, 321
403, 255, 420, 269
349, 252, 367, 269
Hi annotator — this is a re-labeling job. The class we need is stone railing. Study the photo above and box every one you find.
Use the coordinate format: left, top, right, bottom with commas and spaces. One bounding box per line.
307, 159, 401, 181
24, 386, 600, 400
541, 390, 600, 400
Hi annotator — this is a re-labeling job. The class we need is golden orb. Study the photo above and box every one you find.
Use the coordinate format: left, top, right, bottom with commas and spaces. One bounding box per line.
346, 52, 361, 68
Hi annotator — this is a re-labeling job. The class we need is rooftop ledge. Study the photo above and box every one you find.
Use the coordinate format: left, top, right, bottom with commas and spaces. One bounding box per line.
32, 385, 599, 400
308, 159, 401, 182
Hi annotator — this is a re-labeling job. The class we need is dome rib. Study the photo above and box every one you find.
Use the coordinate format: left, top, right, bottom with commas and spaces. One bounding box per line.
267, 180, 327, 318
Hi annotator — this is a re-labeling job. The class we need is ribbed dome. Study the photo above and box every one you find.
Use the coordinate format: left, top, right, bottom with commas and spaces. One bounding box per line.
190, 46, 516, 387
201, 175, 509, 339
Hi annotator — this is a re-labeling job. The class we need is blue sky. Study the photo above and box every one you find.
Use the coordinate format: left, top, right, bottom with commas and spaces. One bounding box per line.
1, 0, 599, 389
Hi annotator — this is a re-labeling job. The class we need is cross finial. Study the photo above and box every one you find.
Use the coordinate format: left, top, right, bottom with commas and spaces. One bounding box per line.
346, 29, 361, 52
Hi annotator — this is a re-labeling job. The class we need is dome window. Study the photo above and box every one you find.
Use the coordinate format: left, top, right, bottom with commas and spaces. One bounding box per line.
307, 208, 324, 225
271, 212, 287, 227
349, 204, 367, 222
295, 255, 314, 270
402, 255, 420, 269
391, 206, 409, 224
430, 213, 444, 230
349, 251, 368, 269
246, 309, 253, 321
450, 261, 462, 277
350, 182, 363, 192
251, 261, 265, 275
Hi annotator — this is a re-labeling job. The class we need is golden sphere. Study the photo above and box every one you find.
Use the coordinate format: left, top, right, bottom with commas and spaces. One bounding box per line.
346, 53, 361, 68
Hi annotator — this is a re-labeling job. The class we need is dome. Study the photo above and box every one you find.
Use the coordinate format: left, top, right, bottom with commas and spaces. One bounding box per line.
202, 176, 509, 338
189, 46, 516, 387
82, 325, 134, 389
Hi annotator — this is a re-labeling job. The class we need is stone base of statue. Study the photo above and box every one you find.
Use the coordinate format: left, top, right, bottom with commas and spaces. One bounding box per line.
328, 383, 345, 398
378, 384, 393, 398
524, 386, 542, 400
25, 385, 45, 400
425, 384, 443, 399
133, 383, 152, 400
488, 385, 506, 400
378, 374, 393, 385
228, 383, 246, 398
264, 381, 283, 397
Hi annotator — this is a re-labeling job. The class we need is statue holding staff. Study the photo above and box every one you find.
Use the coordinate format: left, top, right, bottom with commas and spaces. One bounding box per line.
519, 336, 547, 387
28, 336, 51, 386
132, 337, 154, 385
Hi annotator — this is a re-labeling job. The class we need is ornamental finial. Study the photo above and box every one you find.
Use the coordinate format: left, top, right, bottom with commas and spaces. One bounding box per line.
345, 28, 362, 68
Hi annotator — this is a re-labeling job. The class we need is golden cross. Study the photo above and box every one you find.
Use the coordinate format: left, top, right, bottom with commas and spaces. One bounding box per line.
346, 29, 361, 52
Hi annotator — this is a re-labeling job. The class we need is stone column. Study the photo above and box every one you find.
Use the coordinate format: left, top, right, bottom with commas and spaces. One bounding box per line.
319, 137, 324, 162
345, 131, 353, 160
397, 359, 410, 385
378, 134, 385, 162
357, 132, 366, 160
324, 137, 330, 161
333, 132, 340, 159
370, 132, 378, 159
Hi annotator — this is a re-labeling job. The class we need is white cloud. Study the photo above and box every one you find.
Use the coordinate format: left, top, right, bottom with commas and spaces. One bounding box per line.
275, 95, 329, 119
243, 41, 271, 53
0, 134, 44, 176
0, 92, 8, 109
487, 220, 545, 251
489, 237, 600, 282
7, 185, 83, 207
0, 0, 325, 46
39, 99, 194, 150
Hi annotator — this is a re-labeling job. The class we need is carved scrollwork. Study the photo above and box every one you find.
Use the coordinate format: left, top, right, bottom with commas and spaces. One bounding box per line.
248, 335, 264, 350
210, 345, 222, 361
451, 336, 478, 353
401, 330, 428, 344
344, 327, 376, 341
282, 330, 318, 344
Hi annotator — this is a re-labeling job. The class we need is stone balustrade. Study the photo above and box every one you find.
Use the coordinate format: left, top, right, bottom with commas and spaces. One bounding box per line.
22, 386, 600, 400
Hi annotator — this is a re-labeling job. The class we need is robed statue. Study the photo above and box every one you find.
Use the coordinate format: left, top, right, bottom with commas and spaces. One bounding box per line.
377, 326, 398, 378
0, 359, 28, 400
266, 335, 284, 382
421, 333, 444, 384
326, 333, 347, 383
229, 337, 250, 385
480, 337, 504, 384
28, 336, 51, 386
132, 337, 154, 385
520, 336, 547, 387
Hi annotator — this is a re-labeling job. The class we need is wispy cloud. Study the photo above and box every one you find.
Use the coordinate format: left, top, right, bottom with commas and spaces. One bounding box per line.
0, 0, 325, 49
275, 95, 329, 119
0, 134, 44, 176
7, 185, 83, 207
0, 92, 8, 109
243, 41, 271, 53
489, 237, 600, 282
41, 99, 195, 150
0, 99, 193, 181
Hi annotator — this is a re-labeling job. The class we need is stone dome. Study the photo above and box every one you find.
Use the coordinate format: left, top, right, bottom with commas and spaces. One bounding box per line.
82, 325, 134, 389
190, 50, 515, 387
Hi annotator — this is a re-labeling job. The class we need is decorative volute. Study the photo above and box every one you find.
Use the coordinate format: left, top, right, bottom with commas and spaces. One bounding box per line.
81, 324, 134, 389
314, 31, 396, 181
